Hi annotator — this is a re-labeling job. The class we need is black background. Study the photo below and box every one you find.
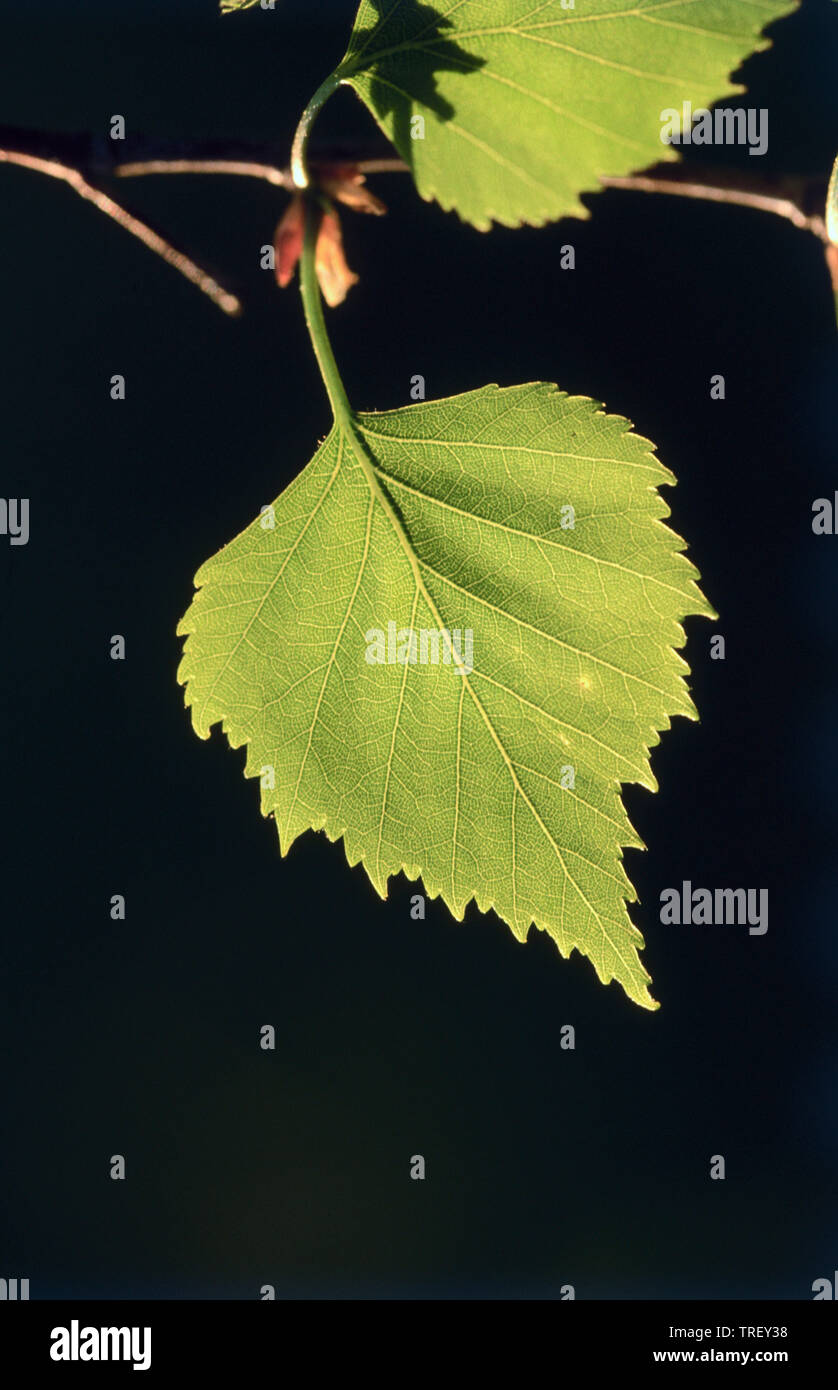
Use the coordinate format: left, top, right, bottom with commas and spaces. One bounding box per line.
0, 0, 836, 1299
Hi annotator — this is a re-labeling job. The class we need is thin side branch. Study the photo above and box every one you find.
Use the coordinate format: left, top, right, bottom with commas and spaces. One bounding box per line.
111, 155, 408, 186
113, 158, 294, 188
599, 170, 829, 243
1, 123, 832, 315
0, 148, 242, 315
0, 128, 409, 314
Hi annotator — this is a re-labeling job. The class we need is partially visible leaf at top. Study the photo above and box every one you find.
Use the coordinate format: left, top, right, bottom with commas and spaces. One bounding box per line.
220, 0, 263, 13
338, 0, 797, 229
177, 383, 714, 1009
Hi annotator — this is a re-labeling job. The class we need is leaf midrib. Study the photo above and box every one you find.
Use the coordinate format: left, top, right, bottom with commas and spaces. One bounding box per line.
339, 414, 650, 975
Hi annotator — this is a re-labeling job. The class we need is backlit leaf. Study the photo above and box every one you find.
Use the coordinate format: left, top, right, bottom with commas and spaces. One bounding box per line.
177, 383, 714, 1007
339, 0, 797, 228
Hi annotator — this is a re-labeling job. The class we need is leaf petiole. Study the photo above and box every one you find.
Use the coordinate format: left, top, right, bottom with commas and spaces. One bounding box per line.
298, 197, 434, 604
290, 71, 344, 190
298, 197, 356, 427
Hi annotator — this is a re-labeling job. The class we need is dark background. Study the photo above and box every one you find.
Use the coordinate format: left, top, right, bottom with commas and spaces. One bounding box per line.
0, 0, 836, 1299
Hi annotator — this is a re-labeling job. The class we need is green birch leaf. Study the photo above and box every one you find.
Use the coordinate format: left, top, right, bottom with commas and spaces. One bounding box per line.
177, 383, 714, 1009
220, 1, 263, 13
337, 0, 797, 229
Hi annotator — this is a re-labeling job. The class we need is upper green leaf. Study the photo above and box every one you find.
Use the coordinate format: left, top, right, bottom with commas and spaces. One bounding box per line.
177, 383, 713, 1008
220, 0, 263, 13
338, 0, 797, 229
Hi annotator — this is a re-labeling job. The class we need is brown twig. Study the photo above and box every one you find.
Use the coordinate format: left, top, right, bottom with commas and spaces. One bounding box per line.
1, 122, 832, 314
0, 147, 243, 316
112, 155, 407, 185
0, 126, 410, 314
599, 171, 829, 243
113, 158, 295, 188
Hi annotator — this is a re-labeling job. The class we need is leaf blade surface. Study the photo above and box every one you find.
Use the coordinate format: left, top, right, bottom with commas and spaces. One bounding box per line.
178, 383, 713, 1007
341, 0, 797, 227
